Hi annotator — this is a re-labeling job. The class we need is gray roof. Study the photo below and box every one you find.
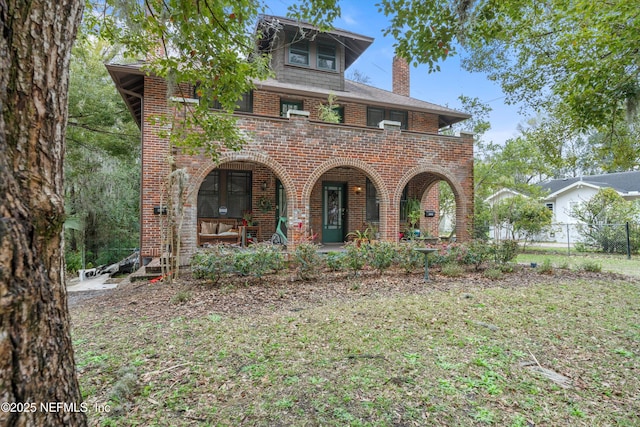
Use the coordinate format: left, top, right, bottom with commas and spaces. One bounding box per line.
107, 61, 470, 129
539, 171, 640, 196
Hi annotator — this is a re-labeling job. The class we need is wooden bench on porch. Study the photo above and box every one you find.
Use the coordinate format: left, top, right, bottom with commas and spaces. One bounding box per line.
197, 218, 242, 246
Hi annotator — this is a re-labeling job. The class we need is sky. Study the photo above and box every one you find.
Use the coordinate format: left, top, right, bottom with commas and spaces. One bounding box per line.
265, 0, 526, 146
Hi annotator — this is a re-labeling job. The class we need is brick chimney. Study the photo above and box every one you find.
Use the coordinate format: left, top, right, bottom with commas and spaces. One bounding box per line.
392, 55, 410, 97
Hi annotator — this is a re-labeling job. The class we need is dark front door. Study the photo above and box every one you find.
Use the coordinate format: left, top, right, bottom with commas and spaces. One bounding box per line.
322, 182, 346, 243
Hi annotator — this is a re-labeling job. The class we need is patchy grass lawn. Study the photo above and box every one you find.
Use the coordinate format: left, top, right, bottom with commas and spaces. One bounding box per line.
516, 251, 640, 277
71, 269, 640, 426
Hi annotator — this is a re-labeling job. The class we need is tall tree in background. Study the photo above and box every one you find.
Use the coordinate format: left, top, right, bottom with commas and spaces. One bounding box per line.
86, 0, 273, 158
0, 1, 87, 425
65, 39, 140, 269
377, 0, 640, 169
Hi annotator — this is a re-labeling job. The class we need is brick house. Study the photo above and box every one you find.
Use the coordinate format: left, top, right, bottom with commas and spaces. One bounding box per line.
106, 15, 474, 264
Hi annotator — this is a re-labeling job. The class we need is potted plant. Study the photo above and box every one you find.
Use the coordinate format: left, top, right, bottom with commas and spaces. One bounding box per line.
346, 228, 371, 247
405, 197, 422, 238
242, 211, 254, 226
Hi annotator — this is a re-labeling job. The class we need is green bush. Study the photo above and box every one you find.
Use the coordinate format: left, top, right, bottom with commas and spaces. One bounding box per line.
579, 260, 602, 273
65, 250, 83, 274
192, 244, 285, 283
538, 258, 554, 274
324, 251, 346, 272
366, 241, 396, 274
343, 242, 366, 276
293, 243, 322, 280
430, 243, 464, 266
396, 241, 423, 274
493, 240, 519, 264
497, 262, 516, 273
252, 243, 286, 276
191, 246, 235, 284
234, 243, 285, 278
462, 240, 494, 270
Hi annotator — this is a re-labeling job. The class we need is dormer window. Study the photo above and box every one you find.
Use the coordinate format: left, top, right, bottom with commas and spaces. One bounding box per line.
289, 40, 309, 66
317, 44, 336, 71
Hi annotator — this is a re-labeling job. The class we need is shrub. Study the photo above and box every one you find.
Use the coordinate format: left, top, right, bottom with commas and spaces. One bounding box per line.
234, 243, 285, 278
396, 241, 423, 274
497, 262, 516, 273
343, 242, 366, 276
192, 244, 285, 284
191, 246, 234, 284
251, 243, 286, 276
440, 262, 465, 277
430, 243, 464, 266
65, 250, 83, 274
493, 240, 519, 264
293, 243, 322, 280
366, 241, 396, 274
462, 240, 494, 270
579, 260, 602, 272
324, 251, 346, 271
538, 258, 554, 274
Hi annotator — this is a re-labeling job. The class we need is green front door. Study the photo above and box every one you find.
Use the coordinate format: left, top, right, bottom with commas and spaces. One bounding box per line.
322, 182, 346, 243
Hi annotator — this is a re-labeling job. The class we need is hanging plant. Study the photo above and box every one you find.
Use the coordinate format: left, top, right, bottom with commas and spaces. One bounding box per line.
258, 195, 273, 213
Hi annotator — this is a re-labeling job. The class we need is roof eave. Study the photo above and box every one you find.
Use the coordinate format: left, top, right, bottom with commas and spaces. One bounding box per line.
105, 63, 145, 129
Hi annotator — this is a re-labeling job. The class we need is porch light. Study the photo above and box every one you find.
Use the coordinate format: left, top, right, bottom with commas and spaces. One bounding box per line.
354, 186, 362, 195
261, 180, 268, 191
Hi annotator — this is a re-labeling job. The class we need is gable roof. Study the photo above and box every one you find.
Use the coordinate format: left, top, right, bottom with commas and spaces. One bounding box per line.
256, 15, 374, 70
484, 188, 527, 205
540, 171, 640, 199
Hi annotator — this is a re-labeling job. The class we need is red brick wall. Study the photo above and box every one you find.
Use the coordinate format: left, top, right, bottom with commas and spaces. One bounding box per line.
251, 89, 439, 132
139, 78, 474, 259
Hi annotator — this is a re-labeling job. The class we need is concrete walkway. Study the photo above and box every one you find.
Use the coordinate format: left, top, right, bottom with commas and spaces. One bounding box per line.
66, 273, 118, 292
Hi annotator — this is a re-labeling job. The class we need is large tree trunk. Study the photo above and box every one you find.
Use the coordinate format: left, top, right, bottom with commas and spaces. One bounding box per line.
0, 1, 86, 426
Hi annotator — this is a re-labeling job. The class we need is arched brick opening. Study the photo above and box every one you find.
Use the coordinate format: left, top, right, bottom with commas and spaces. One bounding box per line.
184, 150, 297, 252
303, 158, 391, 243
396, 164, 472, 242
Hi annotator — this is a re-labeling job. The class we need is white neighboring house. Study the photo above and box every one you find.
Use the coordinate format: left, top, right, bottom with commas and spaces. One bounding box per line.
485, 171, 640, 243
539, 171, 640, 243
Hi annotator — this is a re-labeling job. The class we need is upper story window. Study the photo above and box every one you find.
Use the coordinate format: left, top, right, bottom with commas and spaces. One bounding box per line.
281, 100, 303, 117
317, 44, 336, 71
288, 40, 309, 66
194, 87, 253, 113
366, 107, 385, 127
389, 110, 408, 128
367, 107, 408, 129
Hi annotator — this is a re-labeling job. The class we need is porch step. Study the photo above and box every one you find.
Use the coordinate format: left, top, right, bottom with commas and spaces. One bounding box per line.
139, 255, 190, 277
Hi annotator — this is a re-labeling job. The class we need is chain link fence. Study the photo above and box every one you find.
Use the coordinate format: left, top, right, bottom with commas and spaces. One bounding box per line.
488, 222, 639, 258
550, 222, 639, 257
